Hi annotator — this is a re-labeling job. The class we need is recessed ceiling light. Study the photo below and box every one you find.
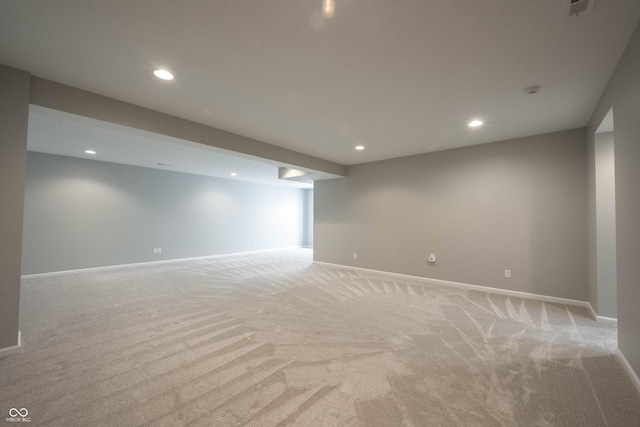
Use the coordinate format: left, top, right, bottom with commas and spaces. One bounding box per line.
84, 150, 96, 155
230, 172, 237, 176
468, 120, 483, 128
322, 0, 336, 18
355, 145, 365, 150
153, 69, 174, 81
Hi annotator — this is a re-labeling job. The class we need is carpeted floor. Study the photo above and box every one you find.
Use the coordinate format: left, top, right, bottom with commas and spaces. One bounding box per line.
1, 248, 639, 426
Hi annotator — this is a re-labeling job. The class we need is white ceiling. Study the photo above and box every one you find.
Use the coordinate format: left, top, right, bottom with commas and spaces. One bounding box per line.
2, 0, 640, 167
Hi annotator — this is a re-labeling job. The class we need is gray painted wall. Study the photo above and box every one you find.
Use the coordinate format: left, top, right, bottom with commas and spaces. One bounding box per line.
594, 132, 617, 318
586, 129, 597, 317
587, 21, 640, 377
0, 65, 30, 350
303, 189, 314, 247
22, 152, 306, 274
315, 128, 587, 301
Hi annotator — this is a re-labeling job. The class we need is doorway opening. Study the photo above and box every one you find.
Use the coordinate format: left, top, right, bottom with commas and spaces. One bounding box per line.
594, 107, 617, 319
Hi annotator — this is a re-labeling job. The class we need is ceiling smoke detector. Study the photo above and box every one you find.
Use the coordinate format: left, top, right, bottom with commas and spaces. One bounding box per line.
526, 85, 541, 95
567, 0, 594, 17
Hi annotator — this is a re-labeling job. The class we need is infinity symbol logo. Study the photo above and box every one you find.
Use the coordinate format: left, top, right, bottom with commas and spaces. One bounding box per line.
9, 408, 28, 417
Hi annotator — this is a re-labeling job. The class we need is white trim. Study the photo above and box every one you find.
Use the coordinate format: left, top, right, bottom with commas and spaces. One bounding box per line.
616, 348, 640, 394
0, 331, 22, 359
596, 315, 618, 324
22, 247, 307, 279
313, 261, 593, 311
584, 302, 618, 323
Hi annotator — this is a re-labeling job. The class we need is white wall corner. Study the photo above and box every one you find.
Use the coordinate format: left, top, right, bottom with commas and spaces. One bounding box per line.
616, 348, 640, 395
0, 330, 22, 359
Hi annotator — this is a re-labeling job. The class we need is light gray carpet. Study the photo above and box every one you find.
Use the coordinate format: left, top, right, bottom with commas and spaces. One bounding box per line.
1, 248, 639, 426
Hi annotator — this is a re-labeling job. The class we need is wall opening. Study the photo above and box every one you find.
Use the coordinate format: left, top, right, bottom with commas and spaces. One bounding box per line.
594, 107, 617, 318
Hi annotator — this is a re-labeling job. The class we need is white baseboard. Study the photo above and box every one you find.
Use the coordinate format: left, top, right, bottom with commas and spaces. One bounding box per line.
616, 348, 640, 394
0, 331, 22, 359
313, 261, 593, 312
22, 246, 307, 279
583, 302, 617, 323
596, 315, 618, 324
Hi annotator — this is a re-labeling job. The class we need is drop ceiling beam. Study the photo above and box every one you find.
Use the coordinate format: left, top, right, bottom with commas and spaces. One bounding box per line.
30, 77, 346, 177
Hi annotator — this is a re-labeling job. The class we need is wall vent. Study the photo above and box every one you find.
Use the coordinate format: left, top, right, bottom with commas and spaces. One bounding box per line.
567, 0, 594, 17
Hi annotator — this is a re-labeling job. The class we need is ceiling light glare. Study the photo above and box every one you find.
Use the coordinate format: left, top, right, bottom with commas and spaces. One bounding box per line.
230, 172, 237, 176
468, 120, 483, 128
355, 145, 365, 150
153, 69, 174, 80
322, 0, 336, 18
84, 150, 96, 155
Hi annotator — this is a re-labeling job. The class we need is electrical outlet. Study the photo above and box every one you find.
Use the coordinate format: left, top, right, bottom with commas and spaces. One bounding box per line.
353, 253, 358, 259
158, 248, 162, 254
505, 269, 511, 278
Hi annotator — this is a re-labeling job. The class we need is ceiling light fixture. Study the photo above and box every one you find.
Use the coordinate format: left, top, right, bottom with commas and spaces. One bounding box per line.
84, 150, 96, 155
468, 120, 483, 128
355, 145, 365, 150
322, 0, 336, 18
153, 69, 174, 81
230, 172, 237, 176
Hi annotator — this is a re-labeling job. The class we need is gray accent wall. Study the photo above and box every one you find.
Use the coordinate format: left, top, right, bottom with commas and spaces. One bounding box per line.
587, 21, 640, 377
0, 65, 30, 350
22, 152, 306, 275
315, 128, 587, 301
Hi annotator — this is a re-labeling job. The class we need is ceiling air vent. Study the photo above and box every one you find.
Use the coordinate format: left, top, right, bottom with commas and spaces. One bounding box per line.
567, 0, 593, 17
